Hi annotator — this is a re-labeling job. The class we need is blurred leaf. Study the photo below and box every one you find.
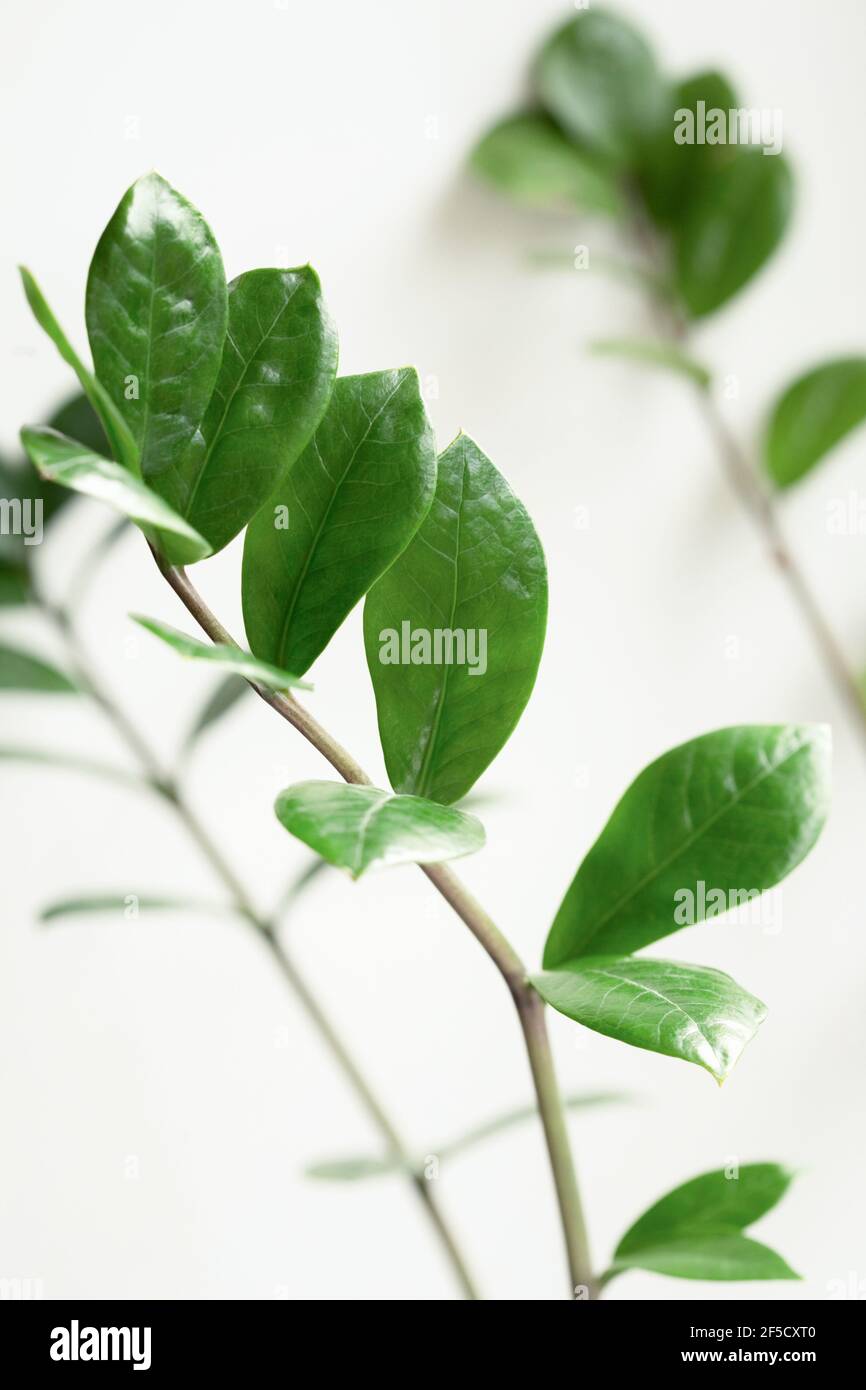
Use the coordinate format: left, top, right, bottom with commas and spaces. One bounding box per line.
47, 391, 110, 457
544, 725, 830, 967
765, 357, 866, 488
471, 111, 623, 215
243, 369, 436, 678
132, 615, 310, 692
85, 173, 226, 503
364, 433, 547, 805
639, 70, 740, 226
534, 11, 668, 170
274, 780, 485, 878
18, 266, 138, 470
532, 957, 766, 1081
182, 675, 249, 755
674, 147, 793, 317
275, 854, 329, 917
439, 1091, 628, 1159
0, 553, 30, 606
39, 894, 229, 923
20, 427, 211, 564
608, 1164, 799, 1282
0, 745, 145, 789
0, 643, 77, 692
590, 336, 711, 388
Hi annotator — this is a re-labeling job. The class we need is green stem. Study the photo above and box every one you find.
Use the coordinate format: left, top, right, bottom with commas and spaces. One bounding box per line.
40, 591, 479, 1302
154, 552, 596, 1298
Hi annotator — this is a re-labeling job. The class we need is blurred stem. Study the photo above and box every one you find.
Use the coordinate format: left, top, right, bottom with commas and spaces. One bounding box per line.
629, 205, 866, 742
153, 551, 596, 1299
36, 587, 479, 1302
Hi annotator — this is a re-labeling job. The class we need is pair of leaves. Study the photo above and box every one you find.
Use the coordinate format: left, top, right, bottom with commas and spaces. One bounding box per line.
536, 725, 830, 1080
606, 1164, 798, 1283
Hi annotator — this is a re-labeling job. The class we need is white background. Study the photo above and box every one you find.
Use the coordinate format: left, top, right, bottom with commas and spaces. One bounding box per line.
2, 0, 865, 1301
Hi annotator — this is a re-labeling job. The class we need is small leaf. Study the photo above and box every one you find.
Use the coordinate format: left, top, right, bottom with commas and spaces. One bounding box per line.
590, 337, 711, 389
765, 357, 866, 488
439, 1091, 628, 1159
532, 957, 766, 1081
0, 745, 145, 790
243, 368, 436, 677
609, 1164, 799, 1282
674, 148, 793, 318
0, 643, 77, 693
544, 725, 830, 967
131, 615, 310, 692
39, 894, 227, 923
163, 267, 338, 558
306, 1156, 407, 1182
534, 11, 668, 171
364, 433, 547, 805
182, 675, 249, 755
85, 173, 227, 493
18, 267, 138, 471
19, 427, 211, 564
470, 112, 623, 215
273, 780, 485, 878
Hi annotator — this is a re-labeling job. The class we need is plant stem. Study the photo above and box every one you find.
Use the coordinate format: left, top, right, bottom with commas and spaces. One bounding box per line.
39, 593, 479, 1301
630, 209, 866, 746
153, 551, 596, 1298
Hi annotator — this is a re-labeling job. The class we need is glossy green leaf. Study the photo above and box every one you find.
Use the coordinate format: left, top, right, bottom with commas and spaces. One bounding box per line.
534, 11, 668, 171
533, 957, 766, 1081
39, 894, 227, 923
364, 433, 547, 805
18, 267, 138, 471
470, 112, 622, 215
675, 147, 793, 318
639, 70, 740, 226
243, 368, 436, 676
0, 643, 77, 693
181, 675, 249, 755
590, 337, 711, 389
273, 780, 485, 878
609, 1164, 799, 1281
544, 725, 830, 967
154, 266, 338, 559
131, 615, 310, 692
19, 427, 211, 564
765, 357, 866, 488
85, 173, 227, 501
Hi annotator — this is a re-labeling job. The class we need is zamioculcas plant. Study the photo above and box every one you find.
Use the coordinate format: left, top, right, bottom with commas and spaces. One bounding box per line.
12, 173, 830, 1299
470, 7, 866, 749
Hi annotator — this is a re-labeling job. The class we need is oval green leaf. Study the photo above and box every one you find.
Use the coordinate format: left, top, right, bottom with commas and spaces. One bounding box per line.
243, 368, 436, 677
765, 357, 866, 488
85, 173, 227, 498
0, 643, 77, 693
544, 724, 830, 967
273, 780, 485, 878
532, 956, 766, 1081
638, 70, 740, 227
19, 427, 211, 564
470, 111, 623, 215
364, 433, 547, 806
131, 615, 310, 692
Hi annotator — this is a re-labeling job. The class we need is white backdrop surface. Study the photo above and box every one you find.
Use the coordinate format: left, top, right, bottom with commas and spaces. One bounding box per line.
2, 0, 865, 1300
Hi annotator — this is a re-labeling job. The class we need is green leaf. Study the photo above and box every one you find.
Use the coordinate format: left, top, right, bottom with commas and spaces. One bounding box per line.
674, 147, 793, 317
532, 957, 766, 1081
85, 173, 227, 501
438, 1091, 628, 1159
39, 894, 227, 923
19, 427, 211, 564
0, 745, 146, 790
765, 357, 866, 488
364, 433, 547, 805
155, 266, 338, 559
0, 554, 30, 606
590, 337, 711, 389
131, 615, 310, 692
181, 675, 249, 755
470, 111, 623, 215
534, 11, 668, 171
544, 725, 830, 967
47, 391, 110, 458
243, 368, 436, 676
609, 1164, 799, 1281
273, 780, 485, 878
0, 643, 76, 693
18, 267, 138, 471
638, 70, 741, 226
